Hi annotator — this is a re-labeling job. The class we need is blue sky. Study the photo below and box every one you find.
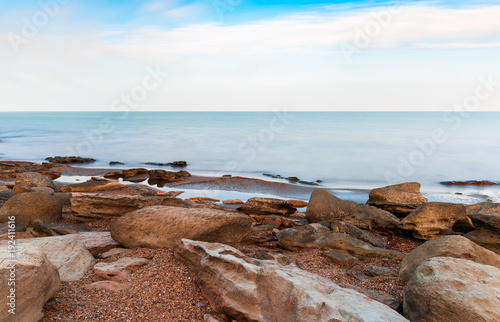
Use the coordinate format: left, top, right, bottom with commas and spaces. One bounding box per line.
1, 0, 499, 111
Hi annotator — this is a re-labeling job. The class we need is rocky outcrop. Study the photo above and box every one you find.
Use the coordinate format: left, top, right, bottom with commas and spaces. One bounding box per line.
330, 220, 385, 247
64, 231, 120, 256
464, 203, 500, 251
45, 156, 96, 164
13, 236, 95, 281
403, 257, 500, 321
399, 235, 500, 282
16, 171, 56, 190
237, 198, 297, 216
60, 180, 126, 192
368, 182, 427, 216
93, 257, 149, 282
278, 224, 403, 260
70, 194, 190, 221
111, 206, 252, 249
306, 189, 357, 223
174, 239, 408, 322
0, 192, 62, 226
0, 244, 61, 322
464, 228, 500, 252
343, 204, 401, 230
0, 161, 61, 179
399, 202, 468, 240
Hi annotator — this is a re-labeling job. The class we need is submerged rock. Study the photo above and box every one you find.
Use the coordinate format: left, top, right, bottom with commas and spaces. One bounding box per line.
368, 182, 427, 217
45, 156, 96, 164
174, 239, 408, 322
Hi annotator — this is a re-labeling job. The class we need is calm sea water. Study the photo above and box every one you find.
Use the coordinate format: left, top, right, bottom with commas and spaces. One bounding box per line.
1, 112, 500, 201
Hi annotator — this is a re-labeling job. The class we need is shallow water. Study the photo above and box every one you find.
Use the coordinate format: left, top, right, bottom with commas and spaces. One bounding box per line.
1, 112, 500, 202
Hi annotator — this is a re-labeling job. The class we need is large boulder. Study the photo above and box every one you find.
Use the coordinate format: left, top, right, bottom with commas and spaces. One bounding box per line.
11, 236, 95, 281
111, 206, 252, 249
399, 235, 500, 282
368, 182, 427, 217
399, 202, 467, 240
278, 224, 403, 260
343, 204, 401, 230
0, 244, 61, 321
175, 239, 408, 322
70, 194, 190, 221
464, 228, 500, 252
15, 172, 56, 190
403, 257, 500, 321
306, 189, 357, 223
0, 192, 62, 226
237, 198, 297, 216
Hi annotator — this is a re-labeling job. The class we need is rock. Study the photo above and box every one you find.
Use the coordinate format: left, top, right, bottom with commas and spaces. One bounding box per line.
330, 220, 385, 247
399, 235, 500, 282
12, 236, 95, 281
93, 257, 149, 282
368, 182, 427, 216
0, 221, 26, 233
288, 200, 308, 208
26, 219, 59, 237
84, 281, 130, 291
0, 244, 61, 322
60, 181, 126, 192
45, 156, 96, 164
47, 223, 96, 235
204, 314, 224, 322
346, 285, 402, 312
466, 202, 500, 230
32, 186, 56, 195
109, 161, 125, 165
343, 204, 401, 230
70, 194, 190, 221
16, 171, 56, 190
13, 181, 34, 194
0, 192, 62, 226
241, 224, 275, 243
365, 265, 398, 277
148, 169, 191, 186
222, 199, 244, 205
0, 231, 34, 241
278, 224, 403, 260
174, 239, 408, 322
252, 215, 295, 229
400, 202, 468, 240
0, 183, 9, 192
145, 161, 187, 167
111, 206, 252, 249
320, 250, 360, 269
237, 198, 297, 216
452, 216, 475, 233
464, 228, 500, 252
305, 189, 357, 223
64, 231, 120, 256
403, 257, 500, 322
441, 180, 499, 186
0, 161, 61, 180
101, 248, 131, 259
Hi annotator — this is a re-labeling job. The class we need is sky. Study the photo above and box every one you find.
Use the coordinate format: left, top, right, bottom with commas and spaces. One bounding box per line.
0, 0, 499, 111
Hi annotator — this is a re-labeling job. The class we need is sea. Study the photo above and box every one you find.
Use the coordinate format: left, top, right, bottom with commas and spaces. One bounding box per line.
1, 112, 500, 203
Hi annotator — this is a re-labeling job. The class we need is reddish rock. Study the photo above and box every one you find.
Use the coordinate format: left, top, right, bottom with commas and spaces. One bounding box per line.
64, 231, 120, 256
368, 182, 427, 217
306, 189, 357, 223
93, 257, 149, 282
223, 199, 244, 205
238, 198, 297, 216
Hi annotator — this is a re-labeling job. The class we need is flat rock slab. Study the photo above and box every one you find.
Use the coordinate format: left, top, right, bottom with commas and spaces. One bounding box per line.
93, 257, 149, 282
101, 248, 131, 259
64, 231, 120, 256
174, 239, 408, 322
70, 194, 190, 220
238, 197, 297, 216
